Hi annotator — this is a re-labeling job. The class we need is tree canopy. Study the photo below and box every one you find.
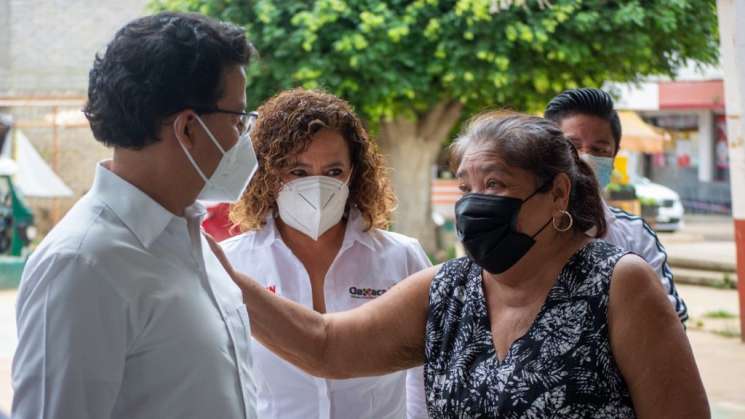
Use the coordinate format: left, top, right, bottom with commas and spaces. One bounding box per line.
153, 0, 719, 253
153, 0, 719, 120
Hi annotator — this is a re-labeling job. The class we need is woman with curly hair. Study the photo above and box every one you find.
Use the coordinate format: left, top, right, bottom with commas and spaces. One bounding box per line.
221, 88, 430, 419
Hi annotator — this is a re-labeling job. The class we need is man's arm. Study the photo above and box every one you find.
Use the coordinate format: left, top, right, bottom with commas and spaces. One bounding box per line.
634, 220, 689, 322
13, 253, 129, 419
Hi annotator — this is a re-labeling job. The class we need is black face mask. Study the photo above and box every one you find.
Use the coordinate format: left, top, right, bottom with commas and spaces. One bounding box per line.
455, 186, 551, 275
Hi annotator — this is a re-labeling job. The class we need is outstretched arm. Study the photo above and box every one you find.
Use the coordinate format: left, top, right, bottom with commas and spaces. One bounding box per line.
208, 235, 437, 379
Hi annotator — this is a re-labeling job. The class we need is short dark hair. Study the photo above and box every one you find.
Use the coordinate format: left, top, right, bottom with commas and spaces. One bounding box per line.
83, 12, 255, 149
543, 88, 622, 154
450, 113, 606, 237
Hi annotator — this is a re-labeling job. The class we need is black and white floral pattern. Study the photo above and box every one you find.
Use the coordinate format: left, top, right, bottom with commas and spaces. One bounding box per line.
424, 240, 636, 418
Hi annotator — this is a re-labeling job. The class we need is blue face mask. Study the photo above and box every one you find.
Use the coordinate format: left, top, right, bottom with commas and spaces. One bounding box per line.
580, 153, 614, 190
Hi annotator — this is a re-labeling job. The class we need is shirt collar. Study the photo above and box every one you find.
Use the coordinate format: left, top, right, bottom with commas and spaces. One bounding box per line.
602, 199, 617, 225
341, 209, 377, 251
91, 161, 199, 248
251, 208, 377, 251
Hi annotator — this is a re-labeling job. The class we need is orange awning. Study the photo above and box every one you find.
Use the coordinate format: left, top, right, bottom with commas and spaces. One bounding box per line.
618, 111, 670, 154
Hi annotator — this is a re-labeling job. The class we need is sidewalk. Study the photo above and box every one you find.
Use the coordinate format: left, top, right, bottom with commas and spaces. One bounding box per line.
675, 283, 745, 418
657, 216, 740, 287
0, 290, 14, 415
690, 329, 745, 418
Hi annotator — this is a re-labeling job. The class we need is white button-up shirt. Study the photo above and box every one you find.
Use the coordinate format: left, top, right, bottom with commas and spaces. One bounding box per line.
221, 211, 431, 419
12, 162, 257, 419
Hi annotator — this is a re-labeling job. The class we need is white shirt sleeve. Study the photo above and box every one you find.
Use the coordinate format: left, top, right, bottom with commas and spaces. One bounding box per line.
627, 222, 689, 322
13, 252, 130, 419
405, 240, 433, 273
406, 366, 428, 419
403, 239, 432, 418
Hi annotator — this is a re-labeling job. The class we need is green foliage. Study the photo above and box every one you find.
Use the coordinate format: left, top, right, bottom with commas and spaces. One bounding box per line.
151, 0, 719, 127
702, 310, 737, 319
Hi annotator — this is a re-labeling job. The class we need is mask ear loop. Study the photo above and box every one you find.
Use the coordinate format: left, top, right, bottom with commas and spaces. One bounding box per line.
174, 120, 210, 184
522, 178, 553, 203
194, 115, 227, 154
530, 217, 553, 240
523, 178, 555, 239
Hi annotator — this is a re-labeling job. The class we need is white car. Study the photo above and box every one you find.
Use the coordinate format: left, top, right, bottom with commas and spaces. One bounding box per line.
631, 177, 684, 232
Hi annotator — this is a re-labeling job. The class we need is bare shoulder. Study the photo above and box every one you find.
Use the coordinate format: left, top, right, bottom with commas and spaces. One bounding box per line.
610, 254, 664, 296
608, 253, 679, 330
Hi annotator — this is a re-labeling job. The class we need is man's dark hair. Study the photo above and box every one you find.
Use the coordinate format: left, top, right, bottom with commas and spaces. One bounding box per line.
543, 88, 622, 153
83, 12, 255, 149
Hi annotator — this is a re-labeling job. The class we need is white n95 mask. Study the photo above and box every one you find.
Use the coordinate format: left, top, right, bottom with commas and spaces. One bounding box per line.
178, 115, 258, 203
276, 176, 350, 240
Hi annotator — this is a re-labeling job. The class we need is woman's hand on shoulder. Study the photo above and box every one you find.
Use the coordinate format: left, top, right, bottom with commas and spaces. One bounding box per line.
609, 254, 709, 419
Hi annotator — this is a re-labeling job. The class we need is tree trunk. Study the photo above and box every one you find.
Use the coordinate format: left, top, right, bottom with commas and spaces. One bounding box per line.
376, 101, 462, 256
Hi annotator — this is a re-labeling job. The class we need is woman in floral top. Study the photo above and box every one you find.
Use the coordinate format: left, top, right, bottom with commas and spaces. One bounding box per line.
211, 114, 709, 418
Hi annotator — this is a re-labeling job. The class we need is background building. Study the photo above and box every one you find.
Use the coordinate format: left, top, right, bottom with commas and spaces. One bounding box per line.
612, 64, 731, 214
0, 0, 149, 232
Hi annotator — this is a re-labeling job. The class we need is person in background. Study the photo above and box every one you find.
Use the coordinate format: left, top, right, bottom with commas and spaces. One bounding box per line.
13, 12, 259, 419
212, 113, 708, 418
222, 88, 429, 419
544, 88, 688, 323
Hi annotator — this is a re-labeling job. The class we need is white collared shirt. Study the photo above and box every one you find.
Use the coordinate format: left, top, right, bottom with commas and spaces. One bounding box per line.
221, 211, 431, 419
12, 162, 257, 419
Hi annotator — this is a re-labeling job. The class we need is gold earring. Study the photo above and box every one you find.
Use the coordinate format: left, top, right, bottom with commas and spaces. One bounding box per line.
552, 210, 573, 232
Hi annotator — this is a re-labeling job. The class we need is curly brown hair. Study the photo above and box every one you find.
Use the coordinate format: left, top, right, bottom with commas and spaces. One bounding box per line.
230, 88, 396, 232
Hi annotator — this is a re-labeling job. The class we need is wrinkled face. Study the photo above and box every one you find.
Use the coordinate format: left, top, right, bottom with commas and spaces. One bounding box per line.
455, 141, 556, 236
281, 128, 352, 184
559, 114, 616, 158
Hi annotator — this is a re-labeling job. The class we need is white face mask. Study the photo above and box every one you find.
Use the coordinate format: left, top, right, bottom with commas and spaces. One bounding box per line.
177, 115, 258, 203
276, 175, 350, 241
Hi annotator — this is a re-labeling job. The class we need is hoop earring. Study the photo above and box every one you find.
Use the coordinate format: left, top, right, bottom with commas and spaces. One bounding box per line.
552, 210, 574, 232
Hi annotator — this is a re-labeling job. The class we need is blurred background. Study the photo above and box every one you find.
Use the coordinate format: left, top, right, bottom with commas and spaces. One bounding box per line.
0, 0, 743, 417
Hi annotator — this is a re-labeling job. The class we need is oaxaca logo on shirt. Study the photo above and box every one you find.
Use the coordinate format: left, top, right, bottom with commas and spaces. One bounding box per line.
348, 286, 387, 299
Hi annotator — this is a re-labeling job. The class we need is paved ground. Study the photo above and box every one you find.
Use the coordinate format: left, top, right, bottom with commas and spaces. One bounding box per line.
0, 289, 14, 415
658, 215, 737, 270
677, 284, 745, 418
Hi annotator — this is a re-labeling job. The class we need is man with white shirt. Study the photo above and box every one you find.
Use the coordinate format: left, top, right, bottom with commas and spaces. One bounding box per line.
13, 12, 259, 419
544, 88, 688, 323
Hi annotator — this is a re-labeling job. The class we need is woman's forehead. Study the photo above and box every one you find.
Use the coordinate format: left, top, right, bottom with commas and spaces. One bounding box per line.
457, 146, 508, 175
288, 129, 351, 166
456, 147, 538, 185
